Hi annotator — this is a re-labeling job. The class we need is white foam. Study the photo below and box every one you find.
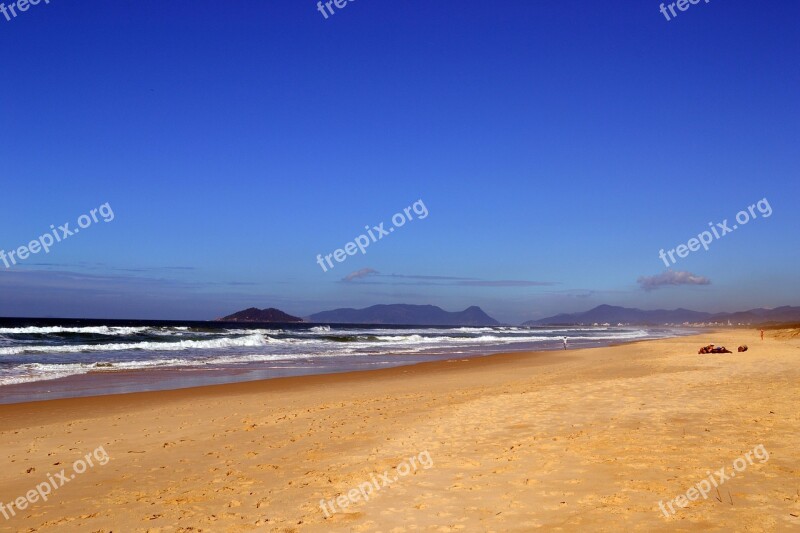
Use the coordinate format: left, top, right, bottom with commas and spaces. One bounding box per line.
0, 351, 339, 386
371, 334, 552, 345
373, 334, 427, 342
0, 334, 269, 356
224, 329, 284, 335
0, 326, 151, 335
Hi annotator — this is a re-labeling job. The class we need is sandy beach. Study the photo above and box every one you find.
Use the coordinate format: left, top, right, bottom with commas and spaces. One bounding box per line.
1, 328, 799, 532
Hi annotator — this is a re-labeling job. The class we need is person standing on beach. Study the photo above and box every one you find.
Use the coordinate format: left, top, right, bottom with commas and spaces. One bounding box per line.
562, 336, 568, 350
760, 328, 764, 340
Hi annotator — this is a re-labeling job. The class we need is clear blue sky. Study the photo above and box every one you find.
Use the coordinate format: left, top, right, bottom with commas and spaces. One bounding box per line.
1, 0, 798, 323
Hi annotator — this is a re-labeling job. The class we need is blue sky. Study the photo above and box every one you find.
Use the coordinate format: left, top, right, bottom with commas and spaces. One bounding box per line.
1, 0, 798, 324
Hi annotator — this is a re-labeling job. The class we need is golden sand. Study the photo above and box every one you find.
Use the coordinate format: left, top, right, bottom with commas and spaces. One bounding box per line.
1, 329, 798, 532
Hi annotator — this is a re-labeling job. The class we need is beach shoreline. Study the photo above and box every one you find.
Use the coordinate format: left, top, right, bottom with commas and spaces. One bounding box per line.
0, 325, 691, 405
1, 328, 798, 531
0, 343, 570, 418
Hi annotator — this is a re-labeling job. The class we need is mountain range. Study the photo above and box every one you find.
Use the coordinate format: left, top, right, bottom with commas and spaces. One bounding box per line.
217, 303, 800, 326
525, 304, 800, 326
307, 304, 499, 326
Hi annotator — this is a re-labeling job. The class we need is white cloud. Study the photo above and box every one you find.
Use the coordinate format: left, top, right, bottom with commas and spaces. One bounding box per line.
637, 270, 711, 291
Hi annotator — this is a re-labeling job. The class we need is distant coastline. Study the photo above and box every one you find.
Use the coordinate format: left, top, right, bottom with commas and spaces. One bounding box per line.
211, 303, 800, 327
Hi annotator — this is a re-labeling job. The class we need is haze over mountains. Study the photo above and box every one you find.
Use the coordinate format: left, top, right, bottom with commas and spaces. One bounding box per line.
526, 305, 800, 326
219, 303, 800, 326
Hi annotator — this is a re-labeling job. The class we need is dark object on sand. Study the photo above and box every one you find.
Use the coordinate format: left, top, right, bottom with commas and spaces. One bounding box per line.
738, 345, 748, 352
698, 344, 732, 354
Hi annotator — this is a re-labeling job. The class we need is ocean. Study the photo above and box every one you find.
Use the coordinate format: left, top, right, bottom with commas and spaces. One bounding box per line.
0, 318, 691, 403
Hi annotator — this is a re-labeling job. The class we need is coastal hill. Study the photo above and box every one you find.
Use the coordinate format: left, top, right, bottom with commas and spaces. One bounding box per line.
218, 307, 303, 323
308, 304, 499, 326
526, 304, 800, 326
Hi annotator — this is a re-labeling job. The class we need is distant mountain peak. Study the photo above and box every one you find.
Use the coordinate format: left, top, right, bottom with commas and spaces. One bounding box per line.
218, 307, 303, 323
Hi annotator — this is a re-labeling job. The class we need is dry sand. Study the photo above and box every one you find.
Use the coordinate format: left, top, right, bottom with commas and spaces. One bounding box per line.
1, 329, 799, 532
